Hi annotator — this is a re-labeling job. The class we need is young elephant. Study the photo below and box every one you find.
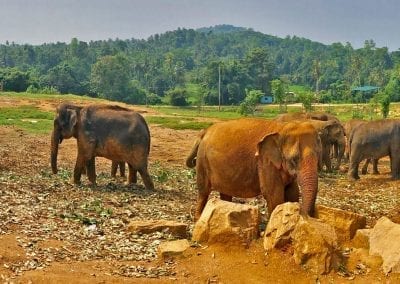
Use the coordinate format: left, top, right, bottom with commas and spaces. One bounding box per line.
50, 103, 154, 190
348, 119, 400, 180
186, 118, 321, 220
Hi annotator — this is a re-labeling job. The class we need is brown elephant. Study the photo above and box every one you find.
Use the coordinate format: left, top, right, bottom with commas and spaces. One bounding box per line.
186, 118, 321, 220
50, 103, 154, 190
275, 112, 345, 171
344, 119, 379, 174
348, 119, 400, 180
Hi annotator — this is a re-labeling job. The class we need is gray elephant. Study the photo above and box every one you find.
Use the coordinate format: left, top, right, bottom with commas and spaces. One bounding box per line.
344, 119, 379, 174
186, 118, 321, 220
348, 119, 400, 180
307, 120, 346, 172
50, 103, 154, 190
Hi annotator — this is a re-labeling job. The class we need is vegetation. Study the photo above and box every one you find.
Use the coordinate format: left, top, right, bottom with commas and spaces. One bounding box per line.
0, 25, 399, 109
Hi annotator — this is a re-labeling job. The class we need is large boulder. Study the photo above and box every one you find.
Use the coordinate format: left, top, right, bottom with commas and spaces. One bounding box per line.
292, 217, 339, 275
315, 205, 366, 241
263, 202, 339, 275
352, 229, 371, 249
369, 217, 400, 274
263, 202, 300, 251
192, 198, 259, 246
127, 220, 187, 238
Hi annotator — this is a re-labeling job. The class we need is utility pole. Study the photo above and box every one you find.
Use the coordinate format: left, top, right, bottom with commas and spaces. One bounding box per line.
218, 63, 221, 111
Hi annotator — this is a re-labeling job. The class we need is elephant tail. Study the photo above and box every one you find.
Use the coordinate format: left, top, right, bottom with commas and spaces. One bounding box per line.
185, 129, 206, 168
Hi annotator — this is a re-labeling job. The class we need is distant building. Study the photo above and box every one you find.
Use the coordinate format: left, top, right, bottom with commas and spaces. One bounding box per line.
260, 95, 274, 104
351, 85, 380, 102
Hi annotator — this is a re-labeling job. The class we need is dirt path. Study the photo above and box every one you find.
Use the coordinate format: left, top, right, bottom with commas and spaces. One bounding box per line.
0, 97, 400, 282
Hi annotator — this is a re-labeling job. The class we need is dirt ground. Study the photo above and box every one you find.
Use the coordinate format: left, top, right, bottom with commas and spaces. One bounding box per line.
1, 96, 400, 283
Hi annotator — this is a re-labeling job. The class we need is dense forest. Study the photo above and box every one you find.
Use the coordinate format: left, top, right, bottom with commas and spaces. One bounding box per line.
1, 24, 400, 106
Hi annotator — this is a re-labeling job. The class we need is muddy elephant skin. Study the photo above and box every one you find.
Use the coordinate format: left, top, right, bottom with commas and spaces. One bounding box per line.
186, 118, 321, 220
348, 119, 400, 180
275, 113, 345, 171
50, 103, 154, 190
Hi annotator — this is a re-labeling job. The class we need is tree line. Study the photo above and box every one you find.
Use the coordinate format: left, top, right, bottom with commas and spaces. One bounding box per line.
1, 25, 400, 107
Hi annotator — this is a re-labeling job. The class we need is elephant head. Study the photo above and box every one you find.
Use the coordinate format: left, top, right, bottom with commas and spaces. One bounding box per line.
50, 103, 81, 174
256, 122, 321, 216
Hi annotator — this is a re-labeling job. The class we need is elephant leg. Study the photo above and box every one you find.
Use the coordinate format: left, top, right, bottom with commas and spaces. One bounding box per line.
194, 164, 211, 221
348, 156, 361, 180
119, 162, 126, 177
138, 167, 155, 191
127, 163, 138, 184
285, 182, 300, 202
322, 145, 332, 172
111, 161, 118, 178
220, 193, 232, 202
73, 154, 86, 185
361, 159, 370, 175
390, 155, 400, 180
86, 157, 96, 185
372, 159, 379, 174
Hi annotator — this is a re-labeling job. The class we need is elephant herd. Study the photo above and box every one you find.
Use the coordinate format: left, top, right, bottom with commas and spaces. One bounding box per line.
50, 103, 398, 221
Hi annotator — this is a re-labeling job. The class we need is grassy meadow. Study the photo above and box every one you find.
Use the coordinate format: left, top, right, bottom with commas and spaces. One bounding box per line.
1, 92, 400, 134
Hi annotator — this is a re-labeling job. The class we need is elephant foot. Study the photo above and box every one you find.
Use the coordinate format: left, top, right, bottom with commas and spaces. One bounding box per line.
348, 174, 360, 181
372, 171, 380, 175
361, 169, 368, 175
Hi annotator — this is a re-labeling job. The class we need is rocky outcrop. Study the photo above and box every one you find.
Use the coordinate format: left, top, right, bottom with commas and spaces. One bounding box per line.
352, 229, 371, 249
263, 202, 300, 251
158, 239, 190, 259
263, 202, 339, 275
292, 217, 339, 275
127, 220, 187, 238
192, 198, 259, 246
369, 217, 400, 274
315, 205, 366, 241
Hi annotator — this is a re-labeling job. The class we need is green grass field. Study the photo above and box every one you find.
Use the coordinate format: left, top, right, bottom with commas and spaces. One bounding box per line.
1, 92, 399, 134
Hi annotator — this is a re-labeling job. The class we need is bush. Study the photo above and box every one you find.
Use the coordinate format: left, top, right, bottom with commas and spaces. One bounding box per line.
238, 89, 263, 116
166, 87, 189, 106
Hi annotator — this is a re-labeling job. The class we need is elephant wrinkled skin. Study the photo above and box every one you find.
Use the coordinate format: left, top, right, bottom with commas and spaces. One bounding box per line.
348, 119, 400, 180
186, 118, 321, 220
50, 103, 154, 190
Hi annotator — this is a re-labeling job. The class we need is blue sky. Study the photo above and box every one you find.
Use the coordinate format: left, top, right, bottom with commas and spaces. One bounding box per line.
0, 0, 398, 50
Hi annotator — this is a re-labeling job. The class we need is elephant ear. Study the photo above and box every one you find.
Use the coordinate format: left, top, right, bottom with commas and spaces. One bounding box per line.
66, 109, 78, 132
256, 133, 282, 169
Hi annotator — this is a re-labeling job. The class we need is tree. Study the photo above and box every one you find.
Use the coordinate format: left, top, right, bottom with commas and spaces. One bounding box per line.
90, 54, 130, 101
270, 79, 288, 112
166, 87, 189, 106
238, 89, 263, 116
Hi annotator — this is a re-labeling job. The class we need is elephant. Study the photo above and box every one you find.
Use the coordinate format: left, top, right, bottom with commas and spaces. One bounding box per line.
348, 119, 400, 180
306, 120, 346, 172
344, 119, 379, 174
275, 113, 345, 171
50, 103, 154, 190
275, 112, 340, 123
185, 118, 321, 221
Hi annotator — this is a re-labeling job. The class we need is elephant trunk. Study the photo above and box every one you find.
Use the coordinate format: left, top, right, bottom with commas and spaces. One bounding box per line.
297, 155, 319, 216
51, 123, 61, 174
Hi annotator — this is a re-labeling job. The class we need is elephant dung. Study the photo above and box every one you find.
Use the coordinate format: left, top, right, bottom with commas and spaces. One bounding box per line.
292, 216, 339, 275
192, 198, 259, 246
128, 220, 188, 238
315, 204, 366, 242
263, 202, 300, 251
369, 217, 400, 274
158, 239, 190, 260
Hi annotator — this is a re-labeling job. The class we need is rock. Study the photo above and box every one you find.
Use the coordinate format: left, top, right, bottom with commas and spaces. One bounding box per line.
292, 216, 339, 275
263, 202, 300, 251
315, 205, 366, 241
352, 229, 371, 249
127, 220, 187, 238
192, 198, 259, 246
158, 239, 190, 259
369, 217, 400, 274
